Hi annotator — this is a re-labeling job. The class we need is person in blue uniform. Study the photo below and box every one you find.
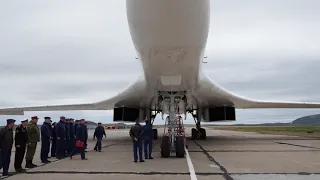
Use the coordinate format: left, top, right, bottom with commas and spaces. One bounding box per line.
93, 122, 106, 152
72, 120, 79, 155
70, 119, 87, 160
69, 118, 75, 154
50, 122, 57, 157
129, 118, 144, 163
74, 120, 79, 136
142, 120, 154, 159
55, 116, 66, 159
65, 118, 70, 155
0, 119, 16, 176
40, 117, 52, 163
48, 120, 53, 158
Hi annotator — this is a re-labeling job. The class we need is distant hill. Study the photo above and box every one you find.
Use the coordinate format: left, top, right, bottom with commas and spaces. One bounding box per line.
103, 123, 128, 126
86, 121, 97, 125
292, 114, 320, 125
221, 123, 291, 126
210, 114, 320, 126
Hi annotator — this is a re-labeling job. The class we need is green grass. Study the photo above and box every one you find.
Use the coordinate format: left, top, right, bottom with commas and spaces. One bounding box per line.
213, 126, 320, 138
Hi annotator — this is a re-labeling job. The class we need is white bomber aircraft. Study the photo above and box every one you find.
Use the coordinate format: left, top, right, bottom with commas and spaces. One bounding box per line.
1, 0, 320, 145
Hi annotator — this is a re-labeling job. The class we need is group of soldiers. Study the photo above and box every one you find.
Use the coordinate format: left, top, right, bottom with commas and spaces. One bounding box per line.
0, 115, 155, 176
0, 115, 90, 176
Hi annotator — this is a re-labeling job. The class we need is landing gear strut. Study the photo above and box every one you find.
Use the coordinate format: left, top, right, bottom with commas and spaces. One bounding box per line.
190, 113, 206, 140
159, 91, 187, 158
191, 128, 206, 140
161, 115, 186, 158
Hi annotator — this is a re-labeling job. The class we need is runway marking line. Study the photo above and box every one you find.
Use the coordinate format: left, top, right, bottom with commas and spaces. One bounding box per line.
185, 147, 198, 180
193, 141, 234, 180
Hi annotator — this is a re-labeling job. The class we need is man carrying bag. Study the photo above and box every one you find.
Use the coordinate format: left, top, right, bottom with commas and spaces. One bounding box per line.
70, 119, 87, 160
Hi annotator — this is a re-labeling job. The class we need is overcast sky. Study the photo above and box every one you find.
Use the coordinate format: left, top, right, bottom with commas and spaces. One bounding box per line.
0, 0, 319, 125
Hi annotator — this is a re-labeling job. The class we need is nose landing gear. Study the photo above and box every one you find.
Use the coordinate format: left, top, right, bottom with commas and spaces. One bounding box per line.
160, 115, 186, 158
158, 91, 187, 158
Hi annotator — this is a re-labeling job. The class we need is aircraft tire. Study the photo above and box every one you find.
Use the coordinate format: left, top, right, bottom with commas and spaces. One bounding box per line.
199, 128, 206, 140
153, 129, 158, 139
161, 136, 170, 158
176, 136, 185, 158
191, 128, 197, 140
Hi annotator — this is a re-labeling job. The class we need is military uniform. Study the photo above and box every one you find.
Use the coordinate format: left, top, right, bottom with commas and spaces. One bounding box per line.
94, 123, 106, 151
40, 117, 52, 163
142, 120, 154, 159
74, 120, 79, 135
129, 122, 144, 162
55, 116, 66, 159
51, 122, 57, 157
68, 119, 75, 153
71, 120, 79, 155
14, 119, 28, 172
0, 119, 16, 176
70, 120, 87, 160
65, 119, 70, 154
25, 116, 40, 168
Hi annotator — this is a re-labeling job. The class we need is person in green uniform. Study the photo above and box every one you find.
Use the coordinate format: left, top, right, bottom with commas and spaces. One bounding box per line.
25, 116, 40, 168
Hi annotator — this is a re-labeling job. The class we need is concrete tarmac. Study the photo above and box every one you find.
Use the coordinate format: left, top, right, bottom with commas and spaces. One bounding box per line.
2, 128, 320, 180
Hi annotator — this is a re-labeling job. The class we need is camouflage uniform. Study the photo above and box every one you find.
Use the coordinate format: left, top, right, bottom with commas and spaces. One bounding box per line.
25, 120, 40, 168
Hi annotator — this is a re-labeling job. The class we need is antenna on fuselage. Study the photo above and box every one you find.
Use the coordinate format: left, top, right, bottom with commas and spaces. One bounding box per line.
203, 56, 208, 63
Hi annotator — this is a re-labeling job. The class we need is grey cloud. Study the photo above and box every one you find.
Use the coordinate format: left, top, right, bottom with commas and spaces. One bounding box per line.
0, 75, 135, 108
0, 58, 141, 76
208, 0, 320, 57
22, 81, 129, 101
1, 0, 320, 125
204, 58, 320, 101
